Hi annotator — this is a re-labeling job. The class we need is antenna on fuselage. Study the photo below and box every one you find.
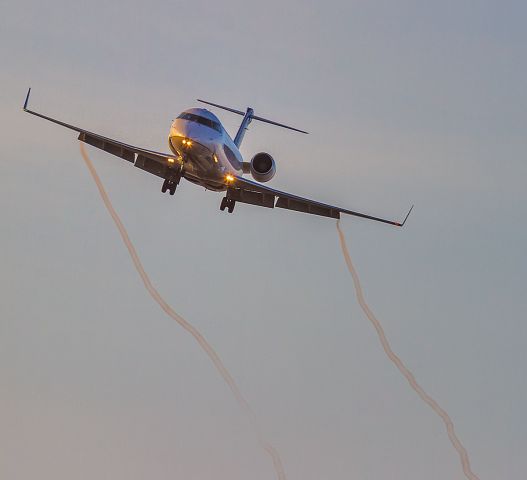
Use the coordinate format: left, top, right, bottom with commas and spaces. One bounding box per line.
197, 99, 308, 148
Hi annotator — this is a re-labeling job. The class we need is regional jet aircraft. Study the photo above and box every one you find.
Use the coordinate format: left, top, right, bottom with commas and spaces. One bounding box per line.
23, 89, 412, 226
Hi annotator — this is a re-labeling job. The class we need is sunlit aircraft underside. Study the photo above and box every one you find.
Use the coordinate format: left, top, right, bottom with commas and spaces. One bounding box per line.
23, 89, 412, 226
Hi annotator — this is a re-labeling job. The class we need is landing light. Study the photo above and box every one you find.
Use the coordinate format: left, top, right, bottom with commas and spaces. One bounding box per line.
167, 158, 175, 163
225, 174, 235, 183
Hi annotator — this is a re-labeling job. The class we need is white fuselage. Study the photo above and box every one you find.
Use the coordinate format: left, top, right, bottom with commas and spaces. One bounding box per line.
168, 108, 243, 191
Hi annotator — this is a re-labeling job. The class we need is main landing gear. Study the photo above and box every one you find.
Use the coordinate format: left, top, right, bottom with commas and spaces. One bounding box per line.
220, 197, 236, 213
161, 178, 177, 195
161, 167, 182, 195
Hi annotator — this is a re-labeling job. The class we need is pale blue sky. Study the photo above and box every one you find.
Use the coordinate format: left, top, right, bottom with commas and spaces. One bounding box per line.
1, 1, 526, 479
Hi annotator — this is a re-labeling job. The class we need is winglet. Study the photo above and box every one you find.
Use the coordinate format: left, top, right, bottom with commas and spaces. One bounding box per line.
23, 87, 31, 111
397, 205, 414, 227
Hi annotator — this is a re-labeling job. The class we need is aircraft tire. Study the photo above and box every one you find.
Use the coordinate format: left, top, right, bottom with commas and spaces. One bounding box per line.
220, 197, 227, 211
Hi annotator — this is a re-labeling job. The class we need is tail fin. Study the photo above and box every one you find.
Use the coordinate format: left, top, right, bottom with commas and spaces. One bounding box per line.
197, 99, 308, 147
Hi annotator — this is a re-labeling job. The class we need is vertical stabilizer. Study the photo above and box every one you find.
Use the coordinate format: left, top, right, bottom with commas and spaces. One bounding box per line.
234, 108, 254, 147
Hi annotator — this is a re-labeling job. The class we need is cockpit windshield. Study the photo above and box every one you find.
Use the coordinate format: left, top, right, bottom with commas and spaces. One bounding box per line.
177, 112, 222, 133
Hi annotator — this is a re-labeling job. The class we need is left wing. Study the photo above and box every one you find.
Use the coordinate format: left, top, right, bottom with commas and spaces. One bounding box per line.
225, 175, 413, 226
22, 88, 181, 179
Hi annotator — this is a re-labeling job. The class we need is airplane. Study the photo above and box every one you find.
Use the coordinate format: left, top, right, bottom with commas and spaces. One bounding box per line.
22, 89, 412, 226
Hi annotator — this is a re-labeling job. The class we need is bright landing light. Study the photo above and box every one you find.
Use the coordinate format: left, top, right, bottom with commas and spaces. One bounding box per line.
225, 174, 235, 183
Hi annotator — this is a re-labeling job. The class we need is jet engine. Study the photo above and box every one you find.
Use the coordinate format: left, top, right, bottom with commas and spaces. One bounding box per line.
249, 152, 276, 182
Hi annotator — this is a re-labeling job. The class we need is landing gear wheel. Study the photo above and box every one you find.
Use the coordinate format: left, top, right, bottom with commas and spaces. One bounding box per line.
162, 178, 178, 195
220, 197, 235, 213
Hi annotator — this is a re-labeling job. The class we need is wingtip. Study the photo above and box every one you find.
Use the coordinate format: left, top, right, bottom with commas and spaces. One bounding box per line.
23, 87, 31, 111
399, 204, 414, 227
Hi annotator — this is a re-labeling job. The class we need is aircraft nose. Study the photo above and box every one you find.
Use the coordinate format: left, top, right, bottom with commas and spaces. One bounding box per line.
169, 134, 215, 161
170, 120, 219, 155
170, 135, 194, 151
171, 118, 220, 142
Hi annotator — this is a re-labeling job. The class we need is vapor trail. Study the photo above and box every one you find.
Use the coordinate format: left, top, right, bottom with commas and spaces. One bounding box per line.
336, 220, 480, 480
79, 143, 286, 480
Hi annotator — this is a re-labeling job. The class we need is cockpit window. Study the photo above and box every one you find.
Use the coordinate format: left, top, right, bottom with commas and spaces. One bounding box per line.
177, 112, 222, 133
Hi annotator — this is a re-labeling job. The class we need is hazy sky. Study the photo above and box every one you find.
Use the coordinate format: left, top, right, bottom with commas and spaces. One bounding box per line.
1, 1, 526, 479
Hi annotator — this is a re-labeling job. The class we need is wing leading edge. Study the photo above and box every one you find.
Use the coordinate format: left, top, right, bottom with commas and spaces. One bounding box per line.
226, 175, 413, 226
22, 88, 181, 179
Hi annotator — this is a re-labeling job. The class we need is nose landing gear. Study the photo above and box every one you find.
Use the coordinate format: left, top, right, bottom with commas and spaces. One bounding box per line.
220, 197, 236, 213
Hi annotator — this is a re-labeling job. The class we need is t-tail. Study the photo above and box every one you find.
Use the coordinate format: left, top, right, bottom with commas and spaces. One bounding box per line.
197, 99, 308, 147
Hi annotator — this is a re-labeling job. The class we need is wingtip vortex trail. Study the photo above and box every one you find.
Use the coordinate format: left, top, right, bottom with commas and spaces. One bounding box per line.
335, 220, 480, 480
79, 142, 287, 480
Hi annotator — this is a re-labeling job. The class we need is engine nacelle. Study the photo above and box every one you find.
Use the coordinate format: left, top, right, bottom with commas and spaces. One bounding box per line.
249, 152, 276, 183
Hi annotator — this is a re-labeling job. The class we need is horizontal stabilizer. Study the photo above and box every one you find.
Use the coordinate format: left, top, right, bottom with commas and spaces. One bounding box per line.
197, 99, 308, 134
197, 99, 245, 116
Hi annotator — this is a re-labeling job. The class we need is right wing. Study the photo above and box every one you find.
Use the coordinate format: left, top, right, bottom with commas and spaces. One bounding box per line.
23, 88, 181, 179
226, 175, 413, 227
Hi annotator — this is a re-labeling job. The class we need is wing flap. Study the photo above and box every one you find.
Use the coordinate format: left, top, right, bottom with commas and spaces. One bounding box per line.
78, 132, 136, 162
275, 196, 340, 218
134, 154, 169, 178
226, 188, 275, 208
